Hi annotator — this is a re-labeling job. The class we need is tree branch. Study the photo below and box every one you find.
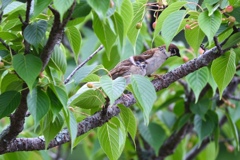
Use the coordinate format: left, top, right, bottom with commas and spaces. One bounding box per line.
64, 45, 104, 84
0, 85, 29, 153
20, 0, 33, 54
40, 0, 76, 71
0, 42, 236, 154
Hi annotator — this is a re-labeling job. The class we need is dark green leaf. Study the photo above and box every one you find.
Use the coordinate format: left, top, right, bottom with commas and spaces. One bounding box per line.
0, 91, 21, 119
13, 54, 42, 91
190, 98, 211, 119
139, 122, 166, 155
23, 20, 47, 45
43, 113, 64, 148
27, 87, 50, 125
49, 45, 67, 74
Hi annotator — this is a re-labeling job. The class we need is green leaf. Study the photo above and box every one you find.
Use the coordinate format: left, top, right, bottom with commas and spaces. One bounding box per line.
222, 32, 240, 50
208, 71, 217, 96
100, 75, 126, 105
47, 88, 63, 115
186, 67, 209, 103
65, 26, 81, 62
185, 26, 205, 53
130, 75, 157, 125
87, 0, 110, 19
1, 73, 23, 92
13, 54, 42, 91
32, 0, 52, 18
197, 142, 217, 160
198, 10, 222, 45
49, 85, 68, 109
73, 131, 91, 148
27, 87, 50, 125
119, 105, 137, 145
53, 0, 74, 20
120, 0, 133, 36
111, 12, 124, 47
127, 0, 147, 46
49, 45, 67, 74
153, 1, 187, 40
162, 10, 186, 47
68, 82, 101, 106
211, 50, 236, 99
74, 90, 105, 109
98, 118, 125, 160
92, 12, 117, 59
194, 115, 214, 142
73, 64, 98, 84
72, 0, 91, 18
23, 20, 47, 45
174, 113, 192, 131
139, 122, 166, 156
0, 32, 18, 40
0, 91, 21, 119
190, 98, 211, 120
63, 109, 77, 151
226, 110, 239, 151
43, 113, 64, 148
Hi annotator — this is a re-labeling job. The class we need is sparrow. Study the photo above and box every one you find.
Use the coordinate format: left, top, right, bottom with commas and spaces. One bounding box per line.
110, 55, 148, 80
140, 44, 180, 76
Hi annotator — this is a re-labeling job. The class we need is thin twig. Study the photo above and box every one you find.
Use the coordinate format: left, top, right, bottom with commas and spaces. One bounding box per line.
64, 45, 104, 84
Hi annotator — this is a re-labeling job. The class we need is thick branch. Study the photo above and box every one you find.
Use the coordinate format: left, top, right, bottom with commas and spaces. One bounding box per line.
40, 1, 76, 71
0, 44, 226, 154
0, 86, 29, 153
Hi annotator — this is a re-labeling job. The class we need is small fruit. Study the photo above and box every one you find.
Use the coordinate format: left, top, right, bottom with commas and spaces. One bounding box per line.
87, 82, 94, 88
225, 5, 234, 13
0, 61, 4, 68
228, 16, 236, 23
136, 22, 142, 29
110, 0, 114, 8
69, 107, 75, 112
39, 72, 44, 78
185, 24, 191, 30
152, 21, 157, 29
182, 55, 189, 62
199, 48, 204, 55
226, 144, 234, 152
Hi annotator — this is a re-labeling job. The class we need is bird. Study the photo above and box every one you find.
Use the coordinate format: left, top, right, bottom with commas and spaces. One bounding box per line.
140, 44, 180, 76
110, 55, 148, 80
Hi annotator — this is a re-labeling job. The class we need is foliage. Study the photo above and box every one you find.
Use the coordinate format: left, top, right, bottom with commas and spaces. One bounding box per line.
0, 0, 240, 159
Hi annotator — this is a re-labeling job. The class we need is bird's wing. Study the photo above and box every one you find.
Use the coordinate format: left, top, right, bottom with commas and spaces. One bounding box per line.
110, 60, 132, 79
